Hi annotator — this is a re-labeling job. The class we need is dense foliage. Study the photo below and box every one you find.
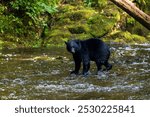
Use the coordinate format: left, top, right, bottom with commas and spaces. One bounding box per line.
0, 0, 149, 48
0, 0, 58, 47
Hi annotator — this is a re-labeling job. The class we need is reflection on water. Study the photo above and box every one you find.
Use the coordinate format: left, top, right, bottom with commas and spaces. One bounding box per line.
0, 44, 150, 100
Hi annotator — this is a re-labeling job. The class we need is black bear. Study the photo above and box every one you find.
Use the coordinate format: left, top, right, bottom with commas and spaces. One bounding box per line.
65, 38, 112, 76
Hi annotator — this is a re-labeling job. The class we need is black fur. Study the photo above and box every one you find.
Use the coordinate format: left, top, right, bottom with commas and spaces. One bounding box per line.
65, 38, 112, 76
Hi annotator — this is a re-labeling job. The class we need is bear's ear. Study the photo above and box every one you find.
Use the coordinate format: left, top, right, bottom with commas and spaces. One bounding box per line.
65, 41, 68, 45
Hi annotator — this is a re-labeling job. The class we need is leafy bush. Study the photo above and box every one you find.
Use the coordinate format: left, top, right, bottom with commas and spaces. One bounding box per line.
0, 0, 58, 47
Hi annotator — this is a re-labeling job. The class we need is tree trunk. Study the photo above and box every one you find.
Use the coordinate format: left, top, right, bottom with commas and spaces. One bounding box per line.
110, 0, 150, 30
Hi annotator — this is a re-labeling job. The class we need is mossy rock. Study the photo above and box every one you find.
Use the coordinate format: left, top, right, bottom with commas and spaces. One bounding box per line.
113, 38, 126, 44
147, 33, 150, 42
68, 26, 86, 34
2, 41, 17, 49
47, 36, 65, 45
111, 31, 148, 44
132, 34, 148, 43
68, 9, 96, 21
59, 4, 96, 20
48, 29, 71, 38
87, 14, 116, 37
69, 12, 83, 21
56, 18, 72, 26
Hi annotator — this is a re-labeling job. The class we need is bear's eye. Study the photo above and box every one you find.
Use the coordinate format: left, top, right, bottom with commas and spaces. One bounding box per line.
71, 45, 75, 48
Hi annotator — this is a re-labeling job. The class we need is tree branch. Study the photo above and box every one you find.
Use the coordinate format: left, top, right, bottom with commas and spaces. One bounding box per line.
110, 0, 150, 30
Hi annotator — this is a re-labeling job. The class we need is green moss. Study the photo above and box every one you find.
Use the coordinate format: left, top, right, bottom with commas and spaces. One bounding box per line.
49, 29, 71, 38
87, 14, 116, 37
2, 41, 17, 49
59, 5, 96, 23
68, 26, 87, 34
69, 11, 83, 21
121, 32, 133, 43
57, 18, 72, 26
46, 4, 96, 43
70, 34, 92, 40
113, 38, 126, 44
132, 34, 148, 43
46, 4, 119, 45
147, 33, 150, 41
68, 9, 96, 21
41, 3, 149, 46
0, 40, 3, 49
47, 36, 64, 45
45, 29, 71, 46
59, 4, 75, 12
110, 31, 148, 44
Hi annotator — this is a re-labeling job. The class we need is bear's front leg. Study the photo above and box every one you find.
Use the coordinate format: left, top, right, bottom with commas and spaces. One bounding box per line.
71, 55, 81, 75
70, 60, 81, 75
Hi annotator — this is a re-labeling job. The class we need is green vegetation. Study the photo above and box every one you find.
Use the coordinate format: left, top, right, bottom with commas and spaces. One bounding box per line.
0, 0, 149, 49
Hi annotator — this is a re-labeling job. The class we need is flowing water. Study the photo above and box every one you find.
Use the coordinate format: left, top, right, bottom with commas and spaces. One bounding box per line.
0, 44, 150, 100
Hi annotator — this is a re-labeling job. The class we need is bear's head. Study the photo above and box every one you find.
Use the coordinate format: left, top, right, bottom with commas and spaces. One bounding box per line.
65, 40, 81, 53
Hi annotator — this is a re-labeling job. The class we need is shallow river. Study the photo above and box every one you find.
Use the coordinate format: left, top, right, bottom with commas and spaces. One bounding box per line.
0, 44, 150, 99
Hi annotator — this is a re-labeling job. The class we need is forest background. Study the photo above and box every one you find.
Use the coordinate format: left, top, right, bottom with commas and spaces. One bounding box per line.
0, 0, 150, 49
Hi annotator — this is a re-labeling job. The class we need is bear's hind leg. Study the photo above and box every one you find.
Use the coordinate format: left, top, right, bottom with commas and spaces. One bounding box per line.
103, 61, 112, 71
96, 61, 106, 76
95, 60, 103, 71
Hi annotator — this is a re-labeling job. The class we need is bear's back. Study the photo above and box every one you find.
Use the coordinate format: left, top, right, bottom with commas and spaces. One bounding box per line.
81, 38, 110, 60
83, 38, 107, 51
